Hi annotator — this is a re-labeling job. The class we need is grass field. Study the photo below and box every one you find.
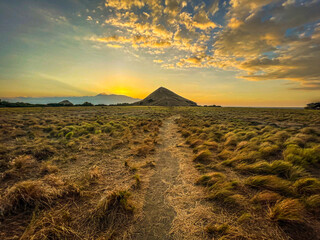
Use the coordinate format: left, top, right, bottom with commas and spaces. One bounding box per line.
0, 106, 319, 239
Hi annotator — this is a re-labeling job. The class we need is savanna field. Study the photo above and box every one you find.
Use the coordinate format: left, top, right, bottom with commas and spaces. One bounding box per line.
0, 106, 319, 240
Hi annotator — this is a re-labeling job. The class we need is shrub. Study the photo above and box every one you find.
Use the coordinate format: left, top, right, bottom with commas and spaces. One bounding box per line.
268, 199, 304, 222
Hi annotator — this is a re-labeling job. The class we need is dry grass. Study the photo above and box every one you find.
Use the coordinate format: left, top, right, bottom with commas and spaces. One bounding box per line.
268, 199, 304, 222
176, 106, 320, 239
1, 106, 319, 239
0, 106, 168, 239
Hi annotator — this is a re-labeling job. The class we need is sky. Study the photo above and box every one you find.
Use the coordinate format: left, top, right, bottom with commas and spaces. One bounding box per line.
0, 0, 320, 107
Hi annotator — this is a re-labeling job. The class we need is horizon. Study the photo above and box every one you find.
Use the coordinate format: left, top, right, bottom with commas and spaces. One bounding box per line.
1, 0, 320, 107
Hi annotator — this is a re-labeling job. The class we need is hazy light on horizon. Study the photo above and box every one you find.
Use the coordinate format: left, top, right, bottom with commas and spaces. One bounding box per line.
0, 0, 320, 107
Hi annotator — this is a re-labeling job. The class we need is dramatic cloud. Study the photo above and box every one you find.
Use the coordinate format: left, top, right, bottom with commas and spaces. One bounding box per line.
88, 0, 320, 89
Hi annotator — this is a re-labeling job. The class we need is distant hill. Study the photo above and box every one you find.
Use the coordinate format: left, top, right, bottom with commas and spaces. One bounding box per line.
133, 87, 197, 106
2, 93, 140, 105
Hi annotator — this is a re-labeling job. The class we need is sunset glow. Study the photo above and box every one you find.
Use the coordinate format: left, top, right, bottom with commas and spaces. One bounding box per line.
1, 0, 320, 106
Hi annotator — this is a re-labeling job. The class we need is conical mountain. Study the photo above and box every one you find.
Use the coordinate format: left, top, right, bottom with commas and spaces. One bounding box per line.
133, 87, 197, 106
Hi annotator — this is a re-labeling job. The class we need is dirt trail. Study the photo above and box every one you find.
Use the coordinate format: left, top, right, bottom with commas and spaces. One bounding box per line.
131, 116, 213, 240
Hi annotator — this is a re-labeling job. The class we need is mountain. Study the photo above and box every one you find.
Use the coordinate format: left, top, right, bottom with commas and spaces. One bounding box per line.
133, 87, 197, 106
2, 93, 140, 105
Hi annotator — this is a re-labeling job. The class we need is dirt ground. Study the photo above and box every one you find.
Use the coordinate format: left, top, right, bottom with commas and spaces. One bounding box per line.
130, 116, 213, 240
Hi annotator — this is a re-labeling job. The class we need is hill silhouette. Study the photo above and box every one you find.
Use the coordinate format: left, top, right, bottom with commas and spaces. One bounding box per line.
2, 93, 140, 105
133, 87, 197, 106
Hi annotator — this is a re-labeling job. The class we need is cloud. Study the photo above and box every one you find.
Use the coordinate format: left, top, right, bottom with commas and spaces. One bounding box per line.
106, 43, 123, 48
213, 0, 320, 88
87, 0, 320, 90
192, 10, 217, 29
153, 59, 163, 63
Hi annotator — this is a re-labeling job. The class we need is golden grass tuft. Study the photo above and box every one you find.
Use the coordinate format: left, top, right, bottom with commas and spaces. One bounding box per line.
206, 223, 229, 235
245, 175, 292, 195
193, 149, 212, 164
0, 180, 61, 216
251, 190, 282, 205
268, 199, 304, 222
89, 190, 134, 230
293, 178, 320, 195
20, 206, 82, 240
40, 162, 59, 175
304, 194, 320, 214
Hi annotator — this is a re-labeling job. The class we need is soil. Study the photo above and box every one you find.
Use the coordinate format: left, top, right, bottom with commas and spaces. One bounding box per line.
131, 116, 213, 240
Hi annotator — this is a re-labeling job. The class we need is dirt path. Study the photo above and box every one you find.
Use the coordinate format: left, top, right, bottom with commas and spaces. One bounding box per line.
131, 116, 213, 240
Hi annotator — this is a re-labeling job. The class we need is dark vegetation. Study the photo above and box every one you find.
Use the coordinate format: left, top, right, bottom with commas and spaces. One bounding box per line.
305, 102, 320, 110
0, 99, 98, 108
176, 107, 320, 240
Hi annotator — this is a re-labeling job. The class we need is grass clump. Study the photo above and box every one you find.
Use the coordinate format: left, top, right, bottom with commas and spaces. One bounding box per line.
293, 178, 320, 195
237, 160, 306, 180
245, 175, 292, 195
196, 172, 225, 186
251, 190, 282, 205
40, 162, 59, 175
89, 190, 134, 229
206, 223, 230, 235
0, 180, 61, 216
193, 149, 212, 164
268, 199, 304, 222
65, 131, 74, 139
33, 145, 55, 161
284, 145, 320, 166
237, 212, 252, 224
304, 194, 320, 214
134, 174, 141, 189
20, 206, 81, 240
